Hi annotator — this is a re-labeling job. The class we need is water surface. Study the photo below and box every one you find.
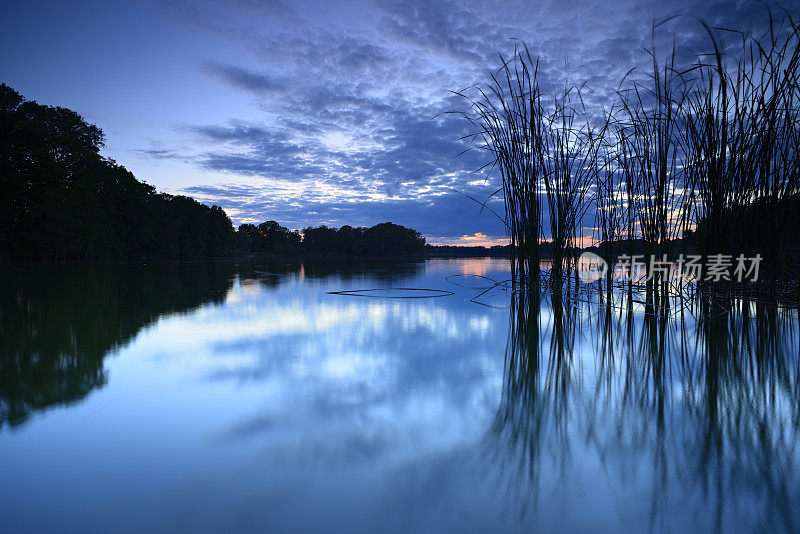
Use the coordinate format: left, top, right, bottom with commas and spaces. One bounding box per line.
1, 259, 797, 533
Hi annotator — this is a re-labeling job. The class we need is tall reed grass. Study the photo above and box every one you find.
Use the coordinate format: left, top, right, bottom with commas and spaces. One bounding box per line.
453, 46, 544, 287
458, 7, 800, 303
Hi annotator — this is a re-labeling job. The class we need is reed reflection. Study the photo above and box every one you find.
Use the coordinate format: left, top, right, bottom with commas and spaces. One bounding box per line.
491, 285, 800, 532
490, 289, 580, 515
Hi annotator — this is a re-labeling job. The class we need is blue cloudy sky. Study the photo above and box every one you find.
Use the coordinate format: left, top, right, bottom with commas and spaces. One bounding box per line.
1, 0, 793, 244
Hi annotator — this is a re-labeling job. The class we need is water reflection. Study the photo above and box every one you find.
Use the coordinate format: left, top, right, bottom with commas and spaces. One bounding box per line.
0, 260, 425, 429
0, 262, 236, 428
1, 259, 797, 532
492, 287, 800, 532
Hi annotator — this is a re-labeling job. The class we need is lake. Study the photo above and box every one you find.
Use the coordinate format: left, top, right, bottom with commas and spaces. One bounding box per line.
1, 259, 798, 533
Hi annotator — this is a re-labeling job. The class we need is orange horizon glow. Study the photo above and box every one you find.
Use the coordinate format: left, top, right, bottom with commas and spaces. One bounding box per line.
427, 233, 599, 248
426, 232, 509, 247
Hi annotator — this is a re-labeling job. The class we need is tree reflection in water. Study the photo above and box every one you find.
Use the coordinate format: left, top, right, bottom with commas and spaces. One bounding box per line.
0, 260, 425, 429
0, 262, 237, 428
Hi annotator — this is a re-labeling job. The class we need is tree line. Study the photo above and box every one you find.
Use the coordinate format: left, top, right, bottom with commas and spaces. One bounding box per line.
237, 220, 425, 257
0, 84, 235, 260
0, 84, 425, 260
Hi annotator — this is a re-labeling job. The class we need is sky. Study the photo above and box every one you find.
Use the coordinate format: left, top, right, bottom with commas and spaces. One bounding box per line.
1, 0, 795, 245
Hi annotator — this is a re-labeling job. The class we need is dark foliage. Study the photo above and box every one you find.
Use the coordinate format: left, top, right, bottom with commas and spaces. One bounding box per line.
236, 221, 425, 257
0, 84, 236, 260
1, 85, 427, 260
237, 221, 302, 255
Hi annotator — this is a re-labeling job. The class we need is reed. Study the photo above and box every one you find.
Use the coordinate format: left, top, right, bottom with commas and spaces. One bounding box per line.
680, 8, 800, 298
593, 126, 628, 300
537, 83, 607, 293
459, 7, 800, 304
615, 36, 689, 309
453, 46, 545, 287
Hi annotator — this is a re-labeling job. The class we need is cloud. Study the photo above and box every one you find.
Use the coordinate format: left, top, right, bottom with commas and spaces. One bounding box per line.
459, 232, 491, 242
425, 232, 508, 247
129, 148, 190, 161
182, 181, 507, 239
200, 61, 284, 93
147, 0, 791, 241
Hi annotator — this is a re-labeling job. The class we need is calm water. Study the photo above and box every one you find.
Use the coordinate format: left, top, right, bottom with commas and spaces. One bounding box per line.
1, 259, 798, 533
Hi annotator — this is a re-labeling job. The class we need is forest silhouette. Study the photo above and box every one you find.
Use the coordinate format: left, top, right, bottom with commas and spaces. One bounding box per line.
0, 84, 425, 260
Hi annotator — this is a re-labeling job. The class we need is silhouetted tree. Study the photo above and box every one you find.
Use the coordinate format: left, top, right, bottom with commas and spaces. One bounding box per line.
235, 221, 300, 255
0, 84, 235, 260
235, 221, 425, 257
302, 225, 338, 254
363, 222, 426, 255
